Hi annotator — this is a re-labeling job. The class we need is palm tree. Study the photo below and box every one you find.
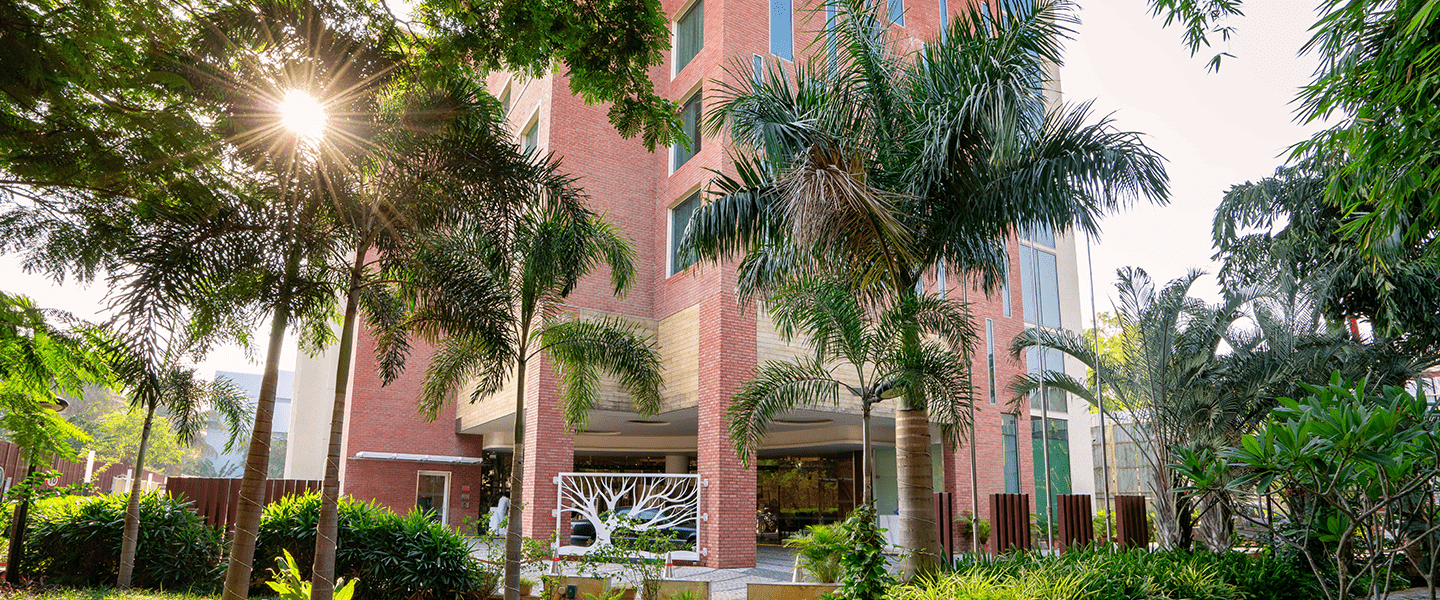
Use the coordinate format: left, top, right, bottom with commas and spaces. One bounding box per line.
683, 0, 1168, 573
1010, 267, 1248, 549
385, 198, 664, 600
116, 363, 251, 588
728, 276, 975, 506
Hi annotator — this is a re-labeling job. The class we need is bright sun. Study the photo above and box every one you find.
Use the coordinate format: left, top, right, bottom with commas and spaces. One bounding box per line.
278, 90, 327, 139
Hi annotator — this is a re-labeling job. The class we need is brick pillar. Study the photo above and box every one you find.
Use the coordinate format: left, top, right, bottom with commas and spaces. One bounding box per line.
696, 292, 757, 568
521, 356, 574, 539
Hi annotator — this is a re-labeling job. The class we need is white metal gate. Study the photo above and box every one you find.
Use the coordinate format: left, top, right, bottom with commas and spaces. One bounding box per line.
553, 472, 702, 561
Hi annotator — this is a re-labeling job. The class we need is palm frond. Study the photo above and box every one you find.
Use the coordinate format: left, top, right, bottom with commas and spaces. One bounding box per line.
539, 316, 666, 431
726, 357, 844, 464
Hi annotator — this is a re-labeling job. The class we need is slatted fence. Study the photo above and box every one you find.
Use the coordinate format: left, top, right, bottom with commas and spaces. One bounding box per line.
165, 477, 320, 531
0, 440, 160, 497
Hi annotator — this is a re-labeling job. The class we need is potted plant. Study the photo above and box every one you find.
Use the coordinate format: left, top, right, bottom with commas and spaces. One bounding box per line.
954, 511, 991, 550
520, 577, 537, 597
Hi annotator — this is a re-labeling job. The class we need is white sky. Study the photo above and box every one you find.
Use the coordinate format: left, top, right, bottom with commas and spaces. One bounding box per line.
0, 0, 1325, 374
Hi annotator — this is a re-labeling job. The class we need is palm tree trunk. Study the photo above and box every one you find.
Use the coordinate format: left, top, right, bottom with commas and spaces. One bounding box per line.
504, 354, 528, 600
117, 398, 158, 588
311, 248, 368, 600
896, 406, 939, 577
223, 250, 300, 600
862, 401, 874, 508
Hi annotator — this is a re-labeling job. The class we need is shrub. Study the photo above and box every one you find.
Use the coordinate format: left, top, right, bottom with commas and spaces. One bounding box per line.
784, 524, 844, 583
255, 492, 492, 600
23, 493, 225, 591
950, 548, 1320, 600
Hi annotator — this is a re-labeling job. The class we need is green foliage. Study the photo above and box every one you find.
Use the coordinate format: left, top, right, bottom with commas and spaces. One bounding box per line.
267, 549, 358, 600
0, 292, 108, 460
954, 511, 991, 546
255, 492, 492, 600
786, 524, 846, 583
90, 408, 185, 473
831, 506, 896, 600
1173, 374, 1440, 600
23, 493, 224, 590
886, 568, 1085, 600
949, 548, 1319, 600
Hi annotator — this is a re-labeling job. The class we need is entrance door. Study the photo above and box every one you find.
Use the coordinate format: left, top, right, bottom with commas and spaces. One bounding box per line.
417, 471, 450, 524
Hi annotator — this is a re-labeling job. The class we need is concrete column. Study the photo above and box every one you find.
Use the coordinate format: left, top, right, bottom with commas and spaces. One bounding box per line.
665, 454, 689, 474
696, 292, 757, 568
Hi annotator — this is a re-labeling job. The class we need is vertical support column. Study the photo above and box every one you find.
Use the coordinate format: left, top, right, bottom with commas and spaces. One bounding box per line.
521, 357, 575, 539
1114, 495, 1149, 549
1056, 494, 1093, 551
989, 493, 1031, 553
665, 455, 689, 474
696, 293, 757, 568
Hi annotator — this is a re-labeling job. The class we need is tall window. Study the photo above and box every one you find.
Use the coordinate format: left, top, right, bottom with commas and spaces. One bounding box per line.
937, 258, 947, 297
769, 0, 793, 61
986, 319, 996, 405
498, 82, 511, 115
939, 0, 949, 41
670, 191, 701, 275
752, 54, 764, 83
1031, 417, 1072, 519
674, 0, 704, 73
1026, 345, 1067, 412
888, 0, 904, 25
521, 121, 538, 154
1022, 223, 1056, 248
1002, 414, 1020, 493
672, 92, 702, 169
825, 2, 838, 70
1003, 265, 1012, 317
1019, 245, 1060, 328
416, 471, 449, 523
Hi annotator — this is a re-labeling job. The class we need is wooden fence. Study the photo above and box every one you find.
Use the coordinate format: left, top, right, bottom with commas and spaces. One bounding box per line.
0, 439, 161, 497
165, 477, 321, 531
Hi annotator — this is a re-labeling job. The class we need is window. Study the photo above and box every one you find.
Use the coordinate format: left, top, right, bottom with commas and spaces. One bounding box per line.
1003, 265, 1012, 317
669, 191, 701, 275
825, 2, 838, 70
1032, 417, 1071, 518
753, 54, 764, 84
672, 92, 702, 169
939, 0, 949, 41
1002, 414, 1020, 494
1019, 245, 1060, 328
770, 0, 793, 61
888, 0, 904, 25
674, 0, 704, 74
986, 319, 996, 405
521, 121, 538, 154
937, 258, 947, 298
1022, 223, 1056, 248
1026, 345, 1067, 412
498, 83, 511, 115
416, 471, 450, 524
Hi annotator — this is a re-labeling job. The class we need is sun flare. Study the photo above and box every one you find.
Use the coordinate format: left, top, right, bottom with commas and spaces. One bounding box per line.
278, 90, 327, 139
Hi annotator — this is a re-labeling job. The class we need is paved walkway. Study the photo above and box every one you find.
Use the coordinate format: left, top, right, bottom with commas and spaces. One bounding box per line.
1390, 588, 1439, 599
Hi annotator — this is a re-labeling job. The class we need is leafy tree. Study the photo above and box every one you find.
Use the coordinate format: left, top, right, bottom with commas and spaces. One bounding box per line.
386, 199, 664, 600
91, 409, 185, 474
727, 276, 975, 508
683, 0, 1167, 574
1147, 0, 1440, 261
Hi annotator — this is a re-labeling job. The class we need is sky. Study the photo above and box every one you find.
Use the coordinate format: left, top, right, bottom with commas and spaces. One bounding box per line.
0, 0, 1327, 375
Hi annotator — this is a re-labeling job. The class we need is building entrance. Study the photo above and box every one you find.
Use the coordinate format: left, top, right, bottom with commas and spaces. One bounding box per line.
755, 452, 858, 543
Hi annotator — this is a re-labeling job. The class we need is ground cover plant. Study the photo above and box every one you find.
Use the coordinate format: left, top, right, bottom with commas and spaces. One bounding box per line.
945, 547, 1320, 600
22, 493, 224, 591
253, 492, 492, 600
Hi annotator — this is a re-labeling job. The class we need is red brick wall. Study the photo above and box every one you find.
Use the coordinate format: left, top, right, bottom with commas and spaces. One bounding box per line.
696, 288, 758, 568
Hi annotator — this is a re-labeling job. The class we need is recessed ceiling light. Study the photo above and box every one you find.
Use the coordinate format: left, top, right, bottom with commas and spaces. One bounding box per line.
773, 418, 835, 425
580, 430, 621, 436
627, 420, 670, 426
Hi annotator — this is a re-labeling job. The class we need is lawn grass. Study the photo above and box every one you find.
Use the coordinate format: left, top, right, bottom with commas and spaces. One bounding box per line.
0, 588, 220, 600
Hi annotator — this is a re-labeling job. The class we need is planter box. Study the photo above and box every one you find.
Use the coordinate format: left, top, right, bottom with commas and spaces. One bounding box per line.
546, 576, 608, 600
746, 582, 841, 600
649, 579, 709, 600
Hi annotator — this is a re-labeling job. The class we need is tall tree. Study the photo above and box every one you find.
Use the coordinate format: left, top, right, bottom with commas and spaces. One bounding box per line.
727, 276, 975, 508
683, 0, 1167, 574
385, 198, 664, 600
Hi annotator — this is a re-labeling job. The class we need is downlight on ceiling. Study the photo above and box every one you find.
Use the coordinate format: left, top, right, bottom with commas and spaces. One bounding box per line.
580, 430, 621, 436
627, 420, 670, 426
773, 418, 835, 425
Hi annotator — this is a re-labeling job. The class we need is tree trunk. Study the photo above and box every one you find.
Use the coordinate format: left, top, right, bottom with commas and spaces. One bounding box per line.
896, 406, 939, 578
311, 249, 367, 600
117, 398, 158, 588
504, 354, 528, 600
862, 401, 874, 508
4, 463, 37, 585
222, 251, 299, 600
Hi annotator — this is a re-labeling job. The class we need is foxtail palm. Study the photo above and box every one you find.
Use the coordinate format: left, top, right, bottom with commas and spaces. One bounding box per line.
728, 276, 975, 507
683, 0, 1167, 573
387, 199, 663, 600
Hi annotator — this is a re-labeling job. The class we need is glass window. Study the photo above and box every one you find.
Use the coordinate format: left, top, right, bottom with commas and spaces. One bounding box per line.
1002, 414, 1020, 494
752, 54, 764, 83
1019, 245, 1060, 328
521, 121, 538, 154
939, 0, 949, 41
416, 472, 449, 523
675, 0, 704, 73
986, 319, 996, 405
888, 0, 904, 25
1022, 223, 1056, 247
937, 259, 947, 298
1003, 264, 1012, 317
1026, 345, 1067, 412
670, 191, 701, 275
770, 0, 793, 61
1031, 417, 1071, 518
673, 92, 702, 169
498, 84, 511, 115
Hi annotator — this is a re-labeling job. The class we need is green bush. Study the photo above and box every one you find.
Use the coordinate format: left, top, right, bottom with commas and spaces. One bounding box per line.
949, 548, 1320, 600
23, 493, 225, 591
784, 524, 845, 583
255, 492, 491, 600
